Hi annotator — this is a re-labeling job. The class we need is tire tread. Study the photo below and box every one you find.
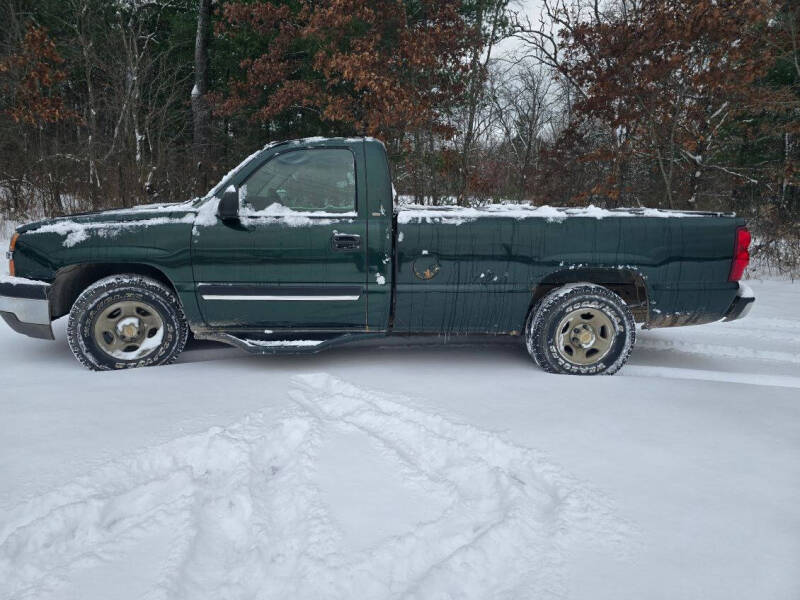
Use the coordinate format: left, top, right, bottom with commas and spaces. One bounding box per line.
66, 274, 188, 371
525, 283, 635, 375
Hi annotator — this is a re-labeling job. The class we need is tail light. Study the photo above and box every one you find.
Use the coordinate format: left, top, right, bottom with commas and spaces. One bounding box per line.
7, 232, 19, 277
728, 226, 751, 282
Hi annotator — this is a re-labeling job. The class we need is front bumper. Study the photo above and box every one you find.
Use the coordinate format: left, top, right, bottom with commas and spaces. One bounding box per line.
0, 278, 54, 340
722, 282, 755, 322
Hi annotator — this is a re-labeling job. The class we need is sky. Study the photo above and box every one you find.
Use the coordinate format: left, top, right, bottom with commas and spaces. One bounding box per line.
498, 0, 546, 56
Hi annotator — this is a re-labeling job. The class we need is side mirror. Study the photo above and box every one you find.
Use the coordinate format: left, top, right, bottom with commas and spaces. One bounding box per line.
218, 186, 240, 221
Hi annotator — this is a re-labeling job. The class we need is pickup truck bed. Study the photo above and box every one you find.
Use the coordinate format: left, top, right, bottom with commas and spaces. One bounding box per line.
393, 204, 745, 334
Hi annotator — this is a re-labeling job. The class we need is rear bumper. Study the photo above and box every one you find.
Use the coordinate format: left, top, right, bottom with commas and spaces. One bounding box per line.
0, 278, 54, 340
722, 283, 755, 322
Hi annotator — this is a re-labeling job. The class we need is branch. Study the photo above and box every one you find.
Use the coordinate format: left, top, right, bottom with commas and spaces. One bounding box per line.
706, 164, 758, 184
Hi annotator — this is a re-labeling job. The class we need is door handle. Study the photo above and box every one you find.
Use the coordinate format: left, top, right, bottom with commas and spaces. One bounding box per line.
331, 233, 361, 251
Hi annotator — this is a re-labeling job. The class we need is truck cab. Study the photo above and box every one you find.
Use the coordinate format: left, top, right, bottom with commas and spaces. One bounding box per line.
190, 137, 394, 337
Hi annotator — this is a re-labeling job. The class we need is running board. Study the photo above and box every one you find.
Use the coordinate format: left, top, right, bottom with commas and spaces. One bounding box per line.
193, 330, 385, 355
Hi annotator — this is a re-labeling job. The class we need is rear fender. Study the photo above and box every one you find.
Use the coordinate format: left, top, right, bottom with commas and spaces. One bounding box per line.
530, 267, 650, 323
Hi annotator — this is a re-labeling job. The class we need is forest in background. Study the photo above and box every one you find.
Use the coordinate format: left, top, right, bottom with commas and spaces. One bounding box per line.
0, 0, 798, 271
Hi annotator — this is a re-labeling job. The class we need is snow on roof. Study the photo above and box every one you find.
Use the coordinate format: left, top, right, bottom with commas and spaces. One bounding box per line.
289, 136, 329, 144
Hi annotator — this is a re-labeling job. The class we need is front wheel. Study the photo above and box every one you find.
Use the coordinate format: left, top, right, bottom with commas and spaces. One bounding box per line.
525, 284, 635, 375
67, 275, 188, 371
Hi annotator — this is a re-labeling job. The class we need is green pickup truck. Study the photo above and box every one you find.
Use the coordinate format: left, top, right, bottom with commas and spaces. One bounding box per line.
1, 137, 754, 374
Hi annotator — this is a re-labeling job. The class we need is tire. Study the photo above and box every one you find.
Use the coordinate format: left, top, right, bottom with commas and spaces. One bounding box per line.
525, 283, 635, 375
67, 274, 188, 371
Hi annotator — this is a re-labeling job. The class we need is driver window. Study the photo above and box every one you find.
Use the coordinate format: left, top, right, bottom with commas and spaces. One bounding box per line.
240, 148, 356, 213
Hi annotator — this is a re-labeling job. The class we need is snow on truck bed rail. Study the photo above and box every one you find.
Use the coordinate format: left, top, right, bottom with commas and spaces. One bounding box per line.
397, 202, 729, 225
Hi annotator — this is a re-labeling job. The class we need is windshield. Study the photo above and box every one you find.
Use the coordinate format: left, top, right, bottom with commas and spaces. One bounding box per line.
205, 145, 272, 198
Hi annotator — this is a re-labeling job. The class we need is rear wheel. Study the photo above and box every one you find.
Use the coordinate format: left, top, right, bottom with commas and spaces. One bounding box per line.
525, 284, 635, 375
67, 275, 188, 371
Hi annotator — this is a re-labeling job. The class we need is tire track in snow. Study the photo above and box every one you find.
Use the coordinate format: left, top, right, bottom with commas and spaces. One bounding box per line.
636, 337, 800, 364
624, 365, 800, 389
162, 414, 342, 600
719, 317, 800, 334
0, 415, 325, 600
666, 324, 800, 343
287, 374, 636, 599
0, 376, 636, 600
0, 444, 202, 599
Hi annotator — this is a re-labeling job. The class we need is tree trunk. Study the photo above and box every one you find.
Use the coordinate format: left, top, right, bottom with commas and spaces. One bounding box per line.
783, 131, 791, 205
192, 0, 212, 195
457, 0, 485, 207
75, 2, 100, 194
413, 130, 423, 204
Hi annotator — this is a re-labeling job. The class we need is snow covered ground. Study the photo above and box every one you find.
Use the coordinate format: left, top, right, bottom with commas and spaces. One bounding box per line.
0, 250, 799, 599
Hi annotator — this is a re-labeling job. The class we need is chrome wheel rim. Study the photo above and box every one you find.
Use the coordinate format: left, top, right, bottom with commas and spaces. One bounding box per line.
555, 307, 616, 366
92, 300, 164, 360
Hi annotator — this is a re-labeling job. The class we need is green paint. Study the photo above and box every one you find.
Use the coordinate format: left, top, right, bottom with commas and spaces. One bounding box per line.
10, 137, 745, 349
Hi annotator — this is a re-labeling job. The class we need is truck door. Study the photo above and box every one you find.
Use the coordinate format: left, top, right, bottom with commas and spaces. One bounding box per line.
191, 145, 368, 330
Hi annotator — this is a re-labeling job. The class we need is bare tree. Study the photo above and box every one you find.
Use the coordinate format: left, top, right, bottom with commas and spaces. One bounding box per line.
192, 0, 211, 195
491, 63, 553, 199
456, 0, 510, 205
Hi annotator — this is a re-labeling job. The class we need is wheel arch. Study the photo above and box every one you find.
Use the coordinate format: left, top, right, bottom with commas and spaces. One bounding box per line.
529, 267, 649, 323
49, 262, 180, 319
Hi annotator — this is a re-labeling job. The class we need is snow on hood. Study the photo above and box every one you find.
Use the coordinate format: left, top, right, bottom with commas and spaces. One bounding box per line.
89, 199, 197, 216
22, 203, 198, 248
27, 214, 196, 247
